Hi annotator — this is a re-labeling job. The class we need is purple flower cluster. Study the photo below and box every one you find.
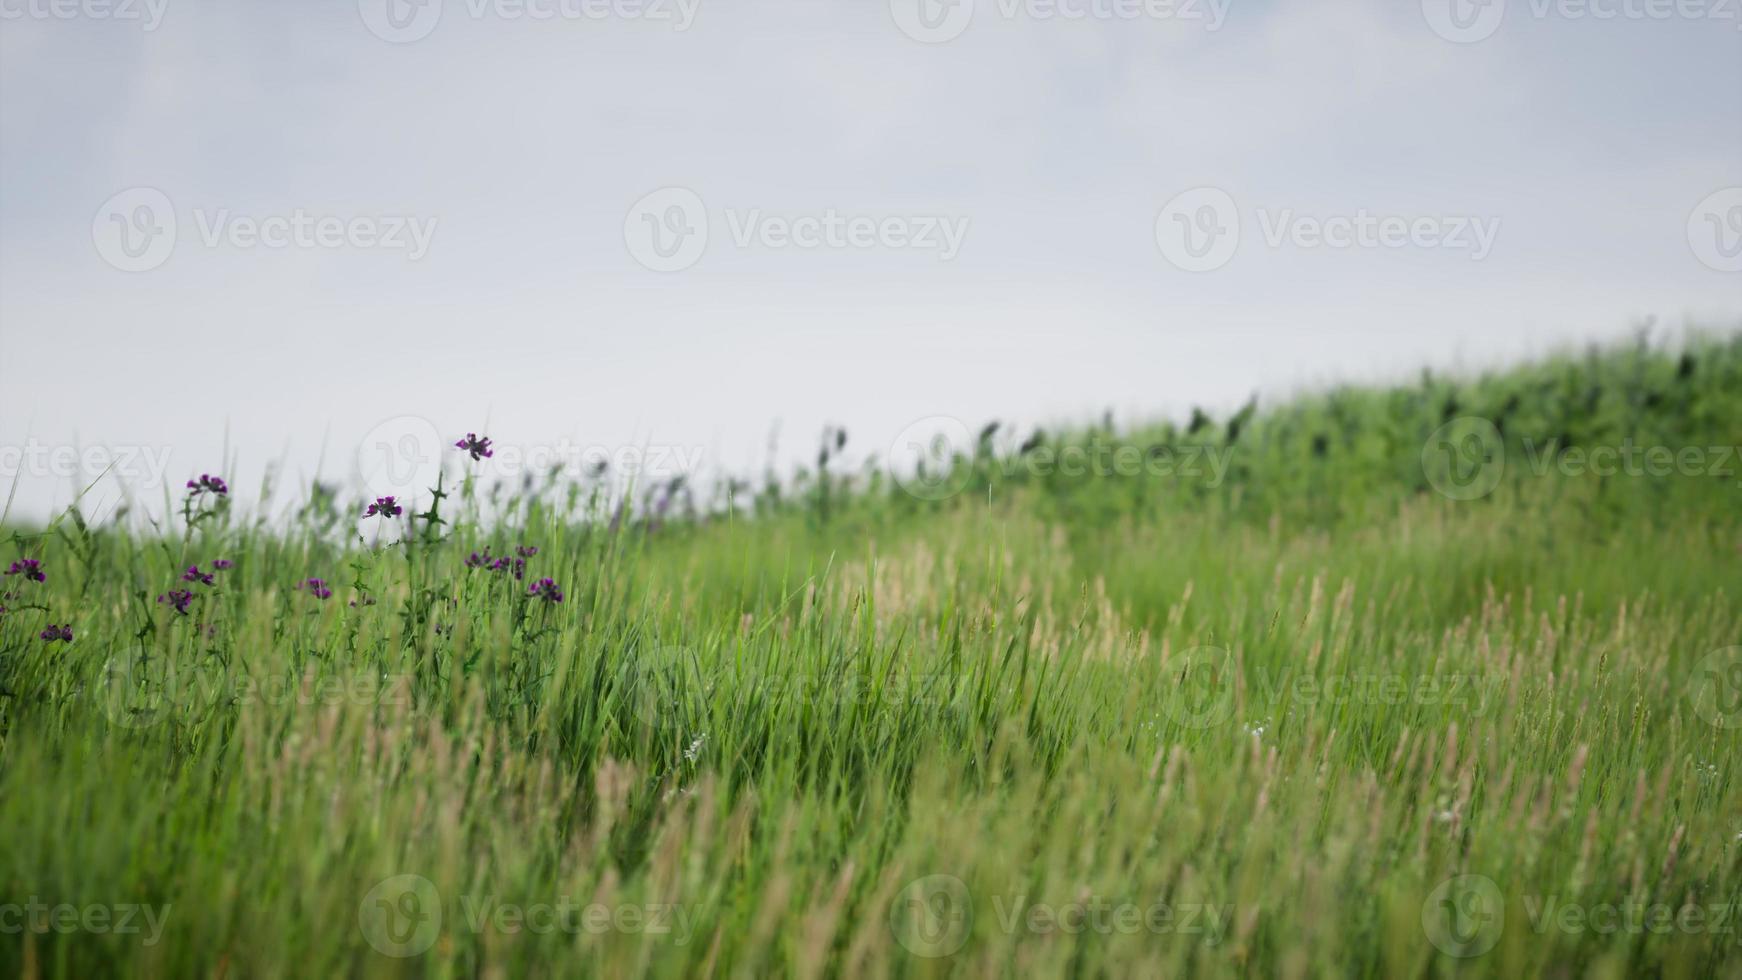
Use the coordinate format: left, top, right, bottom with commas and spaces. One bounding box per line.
466, 543, 541, 580
528, 577, 564, 603
186, 473, 229, 496
157, 589, 196, 615
455, 432, 494, 461
39, 623, 73, 643
183, 564, 215, 586
364, 496, 403, 519
4, 558, 45, 583
212, 559, 234, 571
299, 578, 333, 600
466, 549, 507, 572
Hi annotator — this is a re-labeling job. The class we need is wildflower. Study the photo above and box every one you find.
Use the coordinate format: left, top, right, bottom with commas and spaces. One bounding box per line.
455, 433, 494, 461
39, 623, 74, 643
528, 577, 563, 603
157, 589, 195, 615
4, 558, 45, 583
349, 596, 377, 608
364, 496, 403, 519
299, 578, 333, 600
516, 545, 538, 558
182, 564, 215, 586
511, 558, 526, 581
186, 473, 229, 496
211, 559, 234, 571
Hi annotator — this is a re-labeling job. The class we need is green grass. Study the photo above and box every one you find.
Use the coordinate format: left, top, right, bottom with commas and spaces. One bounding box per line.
2, 333, 1741, 978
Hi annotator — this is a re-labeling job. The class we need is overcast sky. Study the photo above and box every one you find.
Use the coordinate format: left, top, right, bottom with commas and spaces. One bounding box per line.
1, 0, 1738, 522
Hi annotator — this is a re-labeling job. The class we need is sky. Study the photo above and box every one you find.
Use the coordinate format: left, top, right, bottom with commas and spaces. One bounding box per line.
1, 0, 1738, 522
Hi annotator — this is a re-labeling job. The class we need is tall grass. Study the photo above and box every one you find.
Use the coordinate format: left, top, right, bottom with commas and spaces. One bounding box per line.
1, 335, 1739, 977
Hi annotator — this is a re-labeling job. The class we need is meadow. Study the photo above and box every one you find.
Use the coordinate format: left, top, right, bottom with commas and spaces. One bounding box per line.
2, 333, 1740, 978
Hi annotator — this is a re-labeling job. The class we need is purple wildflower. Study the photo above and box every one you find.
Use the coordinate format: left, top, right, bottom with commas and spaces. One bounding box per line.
364, 496, 403, 519
512, 558, 526, 581
465, 549, 495, 569
4, 558, 45, 583
186, 473, 229, 496
528, 577, 564, 603
516, 545, 538, 558
455, 433, 494, 461
182, 564, 216, 586
299, 578, 333, 600
211, 559, 234, 571
39, 623, 74, 643
157, 589, 196, 615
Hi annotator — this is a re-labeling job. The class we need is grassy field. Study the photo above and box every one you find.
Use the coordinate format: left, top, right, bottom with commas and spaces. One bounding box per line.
2, 333, 1740, 978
